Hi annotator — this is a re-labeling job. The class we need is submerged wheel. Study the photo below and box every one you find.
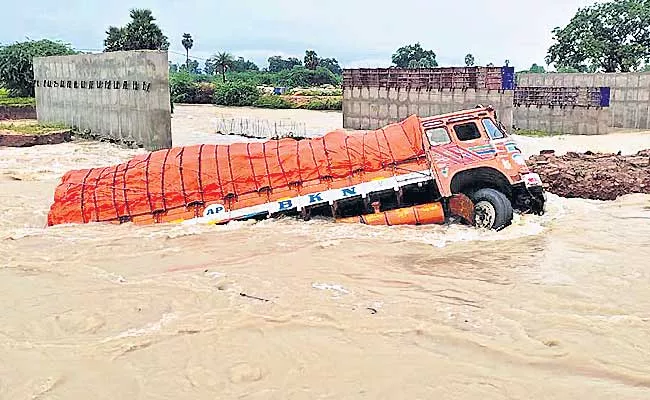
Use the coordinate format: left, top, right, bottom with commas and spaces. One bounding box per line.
469, 188, 513, 231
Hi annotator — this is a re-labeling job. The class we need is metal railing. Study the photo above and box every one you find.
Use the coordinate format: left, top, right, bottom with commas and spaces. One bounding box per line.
214, 117, 308, 139
342, 67, 514, 90
513, 86, 610, 108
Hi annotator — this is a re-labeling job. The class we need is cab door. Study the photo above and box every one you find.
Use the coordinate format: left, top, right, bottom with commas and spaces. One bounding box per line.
421, 124, 456, 197
422, 118, 495, 198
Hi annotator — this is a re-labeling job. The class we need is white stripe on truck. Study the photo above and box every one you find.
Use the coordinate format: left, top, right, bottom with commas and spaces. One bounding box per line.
185, 170, 434, 225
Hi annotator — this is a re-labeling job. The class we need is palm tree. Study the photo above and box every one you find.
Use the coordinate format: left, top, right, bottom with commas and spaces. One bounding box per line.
182, 33, 193, 68
215, 52, 234, 83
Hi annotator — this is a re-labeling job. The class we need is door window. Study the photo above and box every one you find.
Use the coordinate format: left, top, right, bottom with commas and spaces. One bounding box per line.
424, 127, 451, 146
453, 122, 482, 141
481, 118, 506, 140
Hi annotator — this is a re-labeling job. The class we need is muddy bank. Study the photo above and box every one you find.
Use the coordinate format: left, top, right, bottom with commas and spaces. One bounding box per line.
0, 105, 36, 120
0, 130, 72, 147
528, 150, 650, 200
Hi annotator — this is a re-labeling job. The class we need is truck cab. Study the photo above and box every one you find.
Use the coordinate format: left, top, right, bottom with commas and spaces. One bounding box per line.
421, 105, 545, 229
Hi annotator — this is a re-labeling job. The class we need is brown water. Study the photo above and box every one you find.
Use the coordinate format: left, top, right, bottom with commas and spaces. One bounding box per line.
1, 106, 650, 399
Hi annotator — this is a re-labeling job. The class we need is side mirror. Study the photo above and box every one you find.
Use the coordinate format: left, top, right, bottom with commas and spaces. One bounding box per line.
497, 120, 509, 134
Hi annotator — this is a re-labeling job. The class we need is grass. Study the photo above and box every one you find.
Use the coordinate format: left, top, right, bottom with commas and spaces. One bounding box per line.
0, 88, 36, 107
301, 97, 342, 110
0, 122, 69, 135
253, 94, 294, 109
0, 97, 36, 107
252, 94, 342, 110
513, 129, 564, 137
287, 88, 343, 96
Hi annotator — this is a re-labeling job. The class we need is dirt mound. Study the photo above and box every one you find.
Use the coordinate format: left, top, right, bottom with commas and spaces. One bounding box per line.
528, 150, 650, 200
0, 105, 36, 120
0, 130, 72, 147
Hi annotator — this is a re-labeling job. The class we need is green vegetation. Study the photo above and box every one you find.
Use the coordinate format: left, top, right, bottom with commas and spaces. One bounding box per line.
0, 89, 35, 106
169, 74, 342, 110
0, 122, 68, 134
0, 39, 76, 97
0, 97, 35, 107
304, 50, 319, 70
253, 95, 294, 109
268, 56, 303, 72
181, 33, 193, 68
392, 43, 438, 68
288, 88, 342, 96
169, 50, 343, 110
546, 0, 650, 72
302, 97, 342, 110
213, 82, 261, 106
252, 95, 342, 110
104, 9, 169, 52
213, 52, 234, 83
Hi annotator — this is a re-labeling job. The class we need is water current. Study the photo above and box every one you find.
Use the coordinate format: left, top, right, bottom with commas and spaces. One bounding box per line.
1, 106, 649, 399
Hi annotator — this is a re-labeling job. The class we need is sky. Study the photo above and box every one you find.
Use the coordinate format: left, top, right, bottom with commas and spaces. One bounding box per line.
2, 0, 599, 70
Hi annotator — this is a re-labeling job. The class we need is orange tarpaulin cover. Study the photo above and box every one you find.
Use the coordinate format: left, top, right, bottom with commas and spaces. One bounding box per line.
47, 115, 425, 226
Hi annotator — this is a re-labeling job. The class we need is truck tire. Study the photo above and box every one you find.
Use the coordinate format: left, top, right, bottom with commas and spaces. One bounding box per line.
469, 188, 513, 231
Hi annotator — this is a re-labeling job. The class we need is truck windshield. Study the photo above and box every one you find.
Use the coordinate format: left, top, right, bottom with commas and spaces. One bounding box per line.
481, 118, 506, 140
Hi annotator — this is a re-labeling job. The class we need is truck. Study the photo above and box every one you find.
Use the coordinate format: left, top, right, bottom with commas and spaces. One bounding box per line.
47, 105, 546, 231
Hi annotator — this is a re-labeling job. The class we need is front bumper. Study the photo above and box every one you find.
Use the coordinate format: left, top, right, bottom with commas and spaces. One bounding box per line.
512, 173, 546, 215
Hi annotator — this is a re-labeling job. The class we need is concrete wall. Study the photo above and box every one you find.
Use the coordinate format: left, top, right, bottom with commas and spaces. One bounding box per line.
516, 72, 650, 131
343, 87, 513, 130
33, 50, 171, 150
513, 106, 610, 135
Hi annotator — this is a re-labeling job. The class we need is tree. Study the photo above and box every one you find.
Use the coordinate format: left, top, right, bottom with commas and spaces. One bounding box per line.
180, 59, 200, 74
0, 39, 77, 97
181, 33, 193, 68
546, 0, 650, 72
557, 66, 584, 73
268, 56, 302, 72
231, 57, 259, 72
391, 43, 438, 68
204, 58, 216, 75
528, 63, 546, 73
215, 52, 234, 83
407, 58, 437, 68
206, 53, 242, 78
104, 27, 126, 52
104, 9, 169, 52
275, 66, 339, 87
318, 57, 342, 75
304, 50, 319, 70
465, 53, 475, 66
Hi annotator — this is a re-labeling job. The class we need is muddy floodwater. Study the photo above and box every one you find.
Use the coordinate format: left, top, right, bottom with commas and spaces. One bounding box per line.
2, 105, 650, 399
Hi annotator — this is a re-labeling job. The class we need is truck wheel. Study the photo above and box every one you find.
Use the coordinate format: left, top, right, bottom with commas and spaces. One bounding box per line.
469, 188, 513, 231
